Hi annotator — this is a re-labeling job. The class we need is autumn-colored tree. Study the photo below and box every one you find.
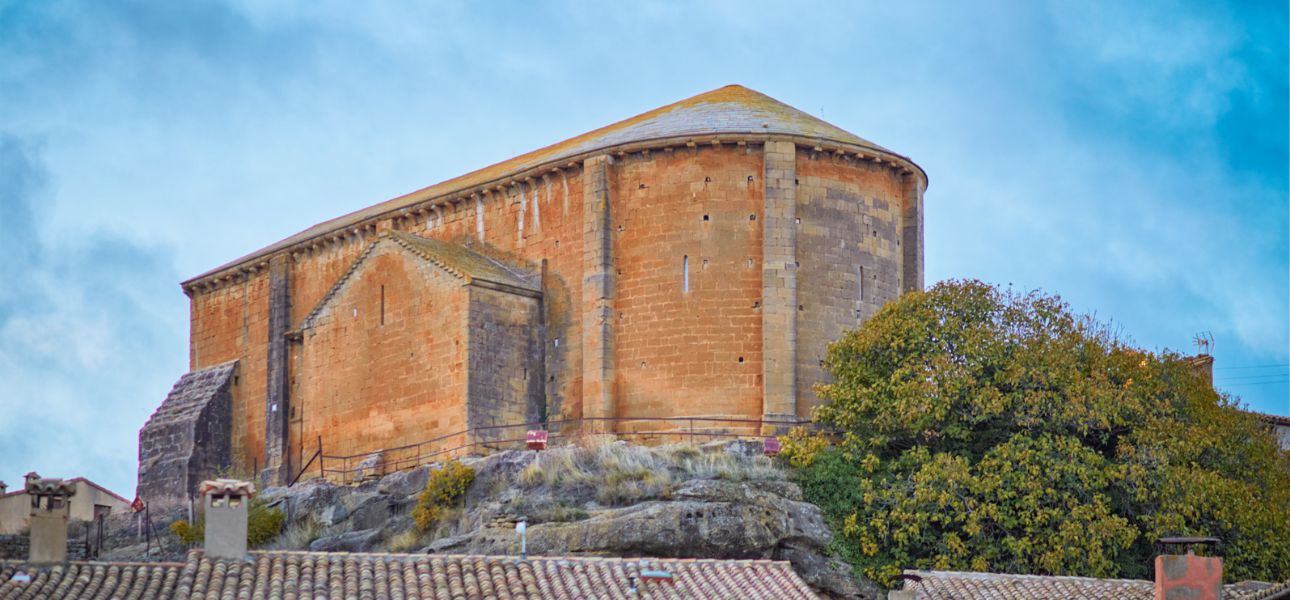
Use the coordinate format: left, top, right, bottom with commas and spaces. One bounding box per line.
782, 280, 1289, 586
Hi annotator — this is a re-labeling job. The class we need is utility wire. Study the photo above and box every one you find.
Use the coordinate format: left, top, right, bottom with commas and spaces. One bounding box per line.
1215, 374, 1290, 382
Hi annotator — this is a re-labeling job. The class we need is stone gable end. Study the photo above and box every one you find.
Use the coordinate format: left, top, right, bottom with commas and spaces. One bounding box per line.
137, 360, 238, 503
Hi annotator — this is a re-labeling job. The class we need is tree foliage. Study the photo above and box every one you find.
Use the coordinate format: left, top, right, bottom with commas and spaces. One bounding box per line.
783, 280, 1289, 586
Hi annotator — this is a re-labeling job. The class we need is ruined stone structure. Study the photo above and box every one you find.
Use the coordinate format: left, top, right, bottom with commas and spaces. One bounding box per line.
137, 361, 237, 505
138, 85, 928, 496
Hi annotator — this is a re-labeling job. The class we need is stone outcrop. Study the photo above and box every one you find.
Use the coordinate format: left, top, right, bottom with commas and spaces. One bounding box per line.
137, 360, 237, 504
257, 443, 875, 599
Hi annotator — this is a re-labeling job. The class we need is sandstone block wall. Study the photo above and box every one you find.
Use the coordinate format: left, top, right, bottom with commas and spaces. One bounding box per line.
137, 360, 237, 503
762, 141, 798, 424
795, 150, 905, 412
614, 145, 764, 430
294, 241, 469, 461
190, 271, 269, 476
467, 285, 544, 442
168, 130, 924, 487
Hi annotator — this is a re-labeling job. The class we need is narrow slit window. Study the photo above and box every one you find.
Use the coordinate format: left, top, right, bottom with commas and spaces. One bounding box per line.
858, 266, 864, 302
683, 255, 690, 293
380, 285, 386, 325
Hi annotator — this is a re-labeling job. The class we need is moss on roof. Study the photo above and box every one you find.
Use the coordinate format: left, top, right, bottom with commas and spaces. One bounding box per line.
385, 230, 537, 292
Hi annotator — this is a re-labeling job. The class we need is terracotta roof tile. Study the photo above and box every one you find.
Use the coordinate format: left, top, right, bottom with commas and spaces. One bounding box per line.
196, 479, 256, 497
901, 569, 1290, 600
188, 84, 924, 284
1, 550, 819, 599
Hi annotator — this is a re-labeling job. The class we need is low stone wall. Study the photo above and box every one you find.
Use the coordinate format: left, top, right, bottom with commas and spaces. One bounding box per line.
0, 533, 90, 561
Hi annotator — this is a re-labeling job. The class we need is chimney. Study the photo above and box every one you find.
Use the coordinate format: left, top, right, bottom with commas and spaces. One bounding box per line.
199, 478, 255, 559
1188, 333, 1215, 386
1186, 354, 1215, 387
0, 481, 7, 494
1155, 537, 1222, 600
25, 475, 77, 564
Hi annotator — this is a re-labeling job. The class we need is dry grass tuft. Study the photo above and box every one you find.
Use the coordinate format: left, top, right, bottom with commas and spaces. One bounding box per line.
387, 529, 423, 553
518, 437, 783, 505
265, 518, 323, 550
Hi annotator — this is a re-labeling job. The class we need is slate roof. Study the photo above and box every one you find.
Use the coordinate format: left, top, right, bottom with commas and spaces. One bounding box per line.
898, 569, 1290, 600
0, 550, 820, 599
187, 84, 924, 284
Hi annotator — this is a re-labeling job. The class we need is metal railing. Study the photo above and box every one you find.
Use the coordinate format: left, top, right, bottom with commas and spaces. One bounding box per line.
293, 415, 813, 485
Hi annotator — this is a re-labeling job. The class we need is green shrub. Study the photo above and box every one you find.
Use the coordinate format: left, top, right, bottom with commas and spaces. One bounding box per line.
168, 498, 286, 549
413, 460, 475, 532
247, 500, 286, 547
169, 518, 203, 546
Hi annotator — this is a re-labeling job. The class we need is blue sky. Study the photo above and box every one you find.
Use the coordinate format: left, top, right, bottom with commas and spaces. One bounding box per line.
1, 1, 1286, 496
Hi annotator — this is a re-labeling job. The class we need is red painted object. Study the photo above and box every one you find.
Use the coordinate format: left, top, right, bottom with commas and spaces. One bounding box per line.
526, 430, 548, 451
1155, 552, 1222, 600
763, 437, 781, 457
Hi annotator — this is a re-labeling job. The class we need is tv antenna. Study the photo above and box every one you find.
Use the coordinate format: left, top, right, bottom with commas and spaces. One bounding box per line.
1193, 332, 1214, 356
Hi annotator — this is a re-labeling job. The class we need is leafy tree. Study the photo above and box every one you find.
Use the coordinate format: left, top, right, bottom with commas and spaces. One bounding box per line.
782, 280, 1289, 586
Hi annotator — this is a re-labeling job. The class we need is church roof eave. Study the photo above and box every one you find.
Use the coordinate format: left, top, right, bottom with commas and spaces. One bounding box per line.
183, 85, 926, 289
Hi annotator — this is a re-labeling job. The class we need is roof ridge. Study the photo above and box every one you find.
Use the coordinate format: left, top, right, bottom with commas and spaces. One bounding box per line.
185, 85, 925, 285
0, 559, 189, 568
294, 237, 392, 332
906, 569, 1153, 584
384, 230, 472, 282
233, 549, 796, 566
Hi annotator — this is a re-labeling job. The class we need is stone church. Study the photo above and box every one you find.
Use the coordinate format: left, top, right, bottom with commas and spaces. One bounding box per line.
137, 85, 928, 502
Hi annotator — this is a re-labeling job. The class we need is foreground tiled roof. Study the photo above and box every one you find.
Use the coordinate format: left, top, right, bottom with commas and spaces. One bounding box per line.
899, 569, 1290, 600
188, 84, 924, 283
1, 550, 819, 599
0, 561, 187, 599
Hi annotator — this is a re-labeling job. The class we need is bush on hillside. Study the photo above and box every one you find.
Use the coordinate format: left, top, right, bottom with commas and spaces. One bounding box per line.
413, 460, 475, 532
168, 498, 286, 548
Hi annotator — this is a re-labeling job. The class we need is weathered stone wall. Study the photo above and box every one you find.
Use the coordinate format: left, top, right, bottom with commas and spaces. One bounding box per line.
466, 285, 544, 442
0, 534, 90, 561
612, 145, 764, 429
263, 255, 292, 484
762, 141, 798, 424
795, 150, 907, 414
294, 241, 469, 461
137, 360, 237, 504
424, 169, 588, 424
172, 134, 923, 474
581, 156, 615, 423
190, 271, 269, 475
